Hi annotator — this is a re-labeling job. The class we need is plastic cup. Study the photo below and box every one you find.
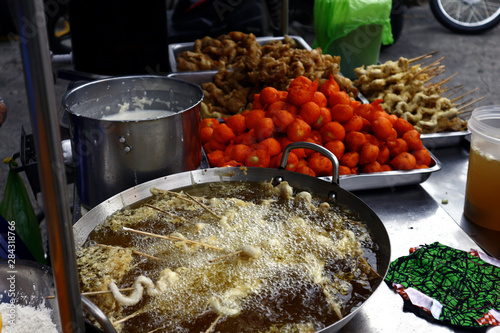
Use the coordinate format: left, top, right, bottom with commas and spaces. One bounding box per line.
464, 106, 500, 230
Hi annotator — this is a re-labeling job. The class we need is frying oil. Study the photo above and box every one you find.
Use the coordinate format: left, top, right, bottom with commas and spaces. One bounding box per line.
83, 182, 381, 332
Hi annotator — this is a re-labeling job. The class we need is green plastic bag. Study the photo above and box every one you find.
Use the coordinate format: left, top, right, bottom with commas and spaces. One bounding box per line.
0, 157, 46, 264
313, 0, 393, 79
313, 0, 394, 50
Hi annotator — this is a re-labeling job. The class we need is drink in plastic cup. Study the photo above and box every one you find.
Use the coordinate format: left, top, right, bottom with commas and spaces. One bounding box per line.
464, 106, 500, 231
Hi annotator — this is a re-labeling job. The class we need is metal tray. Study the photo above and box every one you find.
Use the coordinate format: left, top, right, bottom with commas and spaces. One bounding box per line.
167, 70, 218, 86
168, 35, 312, 72
334, 151, 442, 192
421, 130, 470, 149
204, 149, 442, 192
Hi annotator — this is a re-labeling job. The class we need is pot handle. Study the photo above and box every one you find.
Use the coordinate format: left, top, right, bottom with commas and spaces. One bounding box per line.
280, 142, 340, 185
82, 296, 117, 333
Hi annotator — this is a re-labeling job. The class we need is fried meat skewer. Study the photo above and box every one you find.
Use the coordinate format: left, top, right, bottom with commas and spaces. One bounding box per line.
123, 227, 224, 251
153, 188, 222, 219
47, 287, 136, 299
144, 204, 192, 224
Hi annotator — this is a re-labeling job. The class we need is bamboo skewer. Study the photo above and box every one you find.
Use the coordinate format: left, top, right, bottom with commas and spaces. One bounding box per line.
113, 310, 143, 325
144, 204, 192, 224
321, 284, 343, 320
443, 84, 464, 98
47, 287, 136, 299
153, 188, 222, 219
209, 250, 243, 262
427, 72, 459, 88
146, 328, 165, 333
96, 243, 163, 261
154, 188, 194, 203
457, 109, 474, 116
408, 51, 438, 63
422, 71, 446, 84
415, 56, 445, 78
450, 88, 479, 103
358, 256, 381, 279
183, 192, 222, 219
422, 56, 446, 70
205, 314, 223, 333
454, 98, 473, 107
419, 64, 444, 77
209, 245, 262, 262
123, 226, 224, 251
457, 96, 486, 112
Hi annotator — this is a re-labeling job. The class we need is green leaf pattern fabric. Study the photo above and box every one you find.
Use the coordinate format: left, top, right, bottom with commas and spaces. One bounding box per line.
385, 242, 500, 328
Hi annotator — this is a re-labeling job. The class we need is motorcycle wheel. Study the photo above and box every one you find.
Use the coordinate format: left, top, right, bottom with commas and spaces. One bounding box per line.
430, 0, 500, 34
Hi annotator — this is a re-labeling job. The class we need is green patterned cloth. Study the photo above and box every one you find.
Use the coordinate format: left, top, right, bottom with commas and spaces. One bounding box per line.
385, 242, 500, 328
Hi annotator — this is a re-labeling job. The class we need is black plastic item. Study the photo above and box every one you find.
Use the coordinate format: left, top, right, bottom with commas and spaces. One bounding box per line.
0, 215, 38, 262
68, 0, 169, 76
166, 0, 274, 45
43, 0, 71, 54
0, 0, 16, 37
17, 127, 75, 198
19, 127, 41, 196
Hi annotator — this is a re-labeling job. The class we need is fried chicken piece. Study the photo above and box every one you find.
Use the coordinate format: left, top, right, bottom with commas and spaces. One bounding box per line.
177, 32, 261, 72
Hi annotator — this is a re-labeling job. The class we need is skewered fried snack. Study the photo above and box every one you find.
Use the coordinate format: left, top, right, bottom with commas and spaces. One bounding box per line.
353, 54, 480, 134
77, 181, 381, 333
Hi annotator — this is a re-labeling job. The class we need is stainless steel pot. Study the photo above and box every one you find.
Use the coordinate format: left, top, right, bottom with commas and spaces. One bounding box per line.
73, 142, 391, 333
62, 76, 203, 209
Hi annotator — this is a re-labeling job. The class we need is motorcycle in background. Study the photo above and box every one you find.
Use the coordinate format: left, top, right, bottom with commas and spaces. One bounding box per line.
429, 0, 500, 33
395, 0, 500, 34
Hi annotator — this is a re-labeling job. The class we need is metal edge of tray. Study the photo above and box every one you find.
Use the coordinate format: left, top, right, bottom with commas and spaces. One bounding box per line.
421, 130, 471, 149
168, 35, 311, 73
197, 148, 442, 193
166, 70, 218, 86
331, 150, 443, 192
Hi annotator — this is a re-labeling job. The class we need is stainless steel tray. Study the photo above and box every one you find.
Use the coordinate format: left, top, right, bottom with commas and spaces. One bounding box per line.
204, 150, 442, 192
167, 70, 218, 85
334, 151, 442, 192
168, 35, 312, 72
352, 94, 471, 149
421, 130, 470, 149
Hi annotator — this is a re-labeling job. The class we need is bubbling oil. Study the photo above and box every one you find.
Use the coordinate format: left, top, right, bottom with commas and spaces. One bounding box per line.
79, 181, 381, 333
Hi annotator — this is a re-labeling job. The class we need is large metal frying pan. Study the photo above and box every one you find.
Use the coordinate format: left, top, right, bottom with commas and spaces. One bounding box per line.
73, 142, 391, 333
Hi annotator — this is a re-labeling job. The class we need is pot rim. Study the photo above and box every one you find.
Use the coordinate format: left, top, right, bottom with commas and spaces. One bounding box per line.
62, 75, 204, 121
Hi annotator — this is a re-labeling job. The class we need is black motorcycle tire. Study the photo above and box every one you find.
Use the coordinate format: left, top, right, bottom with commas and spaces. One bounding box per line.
430, 0, 500, 34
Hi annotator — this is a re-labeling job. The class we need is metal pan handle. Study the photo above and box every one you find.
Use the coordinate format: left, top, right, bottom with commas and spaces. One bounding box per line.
280, 142, 340, 185
82, 296, 117, 333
